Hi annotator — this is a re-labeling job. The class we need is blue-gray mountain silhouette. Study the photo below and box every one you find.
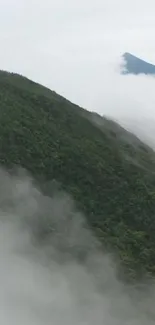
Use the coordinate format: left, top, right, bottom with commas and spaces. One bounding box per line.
121, 52, 155, 75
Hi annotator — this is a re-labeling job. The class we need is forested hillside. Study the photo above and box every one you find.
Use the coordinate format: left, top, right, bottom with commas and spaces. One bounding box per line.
0, 70, 155, 279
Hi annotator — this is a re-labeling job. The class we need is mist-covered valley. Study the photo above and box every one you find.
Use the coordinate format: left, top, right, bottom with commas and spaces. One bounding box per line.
0, 167, 155, 325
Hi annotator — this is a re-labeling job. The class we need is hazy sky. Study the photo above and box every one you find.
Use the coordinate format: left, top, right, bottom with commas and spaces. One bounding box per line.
1, 0, 155, 129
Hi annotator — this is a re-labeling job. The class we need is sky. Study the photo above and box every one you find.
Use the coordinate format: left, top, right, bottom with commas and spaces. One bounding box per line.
1, 0, 155, 143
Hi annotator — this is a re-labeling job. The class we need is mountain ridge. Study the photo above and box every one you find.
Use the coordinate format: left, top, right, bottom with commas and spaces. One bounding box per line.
0, 69, 155, 279
121, 52, 155, 75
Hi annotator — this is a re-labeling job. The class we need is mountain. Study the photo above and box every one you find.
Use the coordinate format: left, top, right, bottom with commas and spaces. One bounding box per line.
121, 52, 155, 75
1, 70, 155, 279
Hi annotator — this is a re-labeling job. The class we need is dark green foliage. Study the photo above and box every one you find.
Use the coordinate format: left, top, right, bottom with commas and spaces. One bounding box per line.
0, 70, 155, 279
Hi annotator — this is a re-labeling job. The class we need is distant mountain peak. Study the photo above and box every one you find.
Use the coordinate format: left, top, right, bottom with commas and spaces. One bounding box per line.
121, 52, 155, 75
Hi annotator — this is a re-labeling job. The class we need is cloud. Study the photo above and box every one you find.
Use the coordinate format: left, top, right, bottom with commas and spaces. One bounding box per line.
0, 167, 155, 325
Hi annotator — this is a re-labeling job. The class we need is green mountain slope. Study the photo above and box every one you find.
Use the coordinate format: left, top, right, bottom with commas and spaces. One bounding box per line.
0, 70, 155, 279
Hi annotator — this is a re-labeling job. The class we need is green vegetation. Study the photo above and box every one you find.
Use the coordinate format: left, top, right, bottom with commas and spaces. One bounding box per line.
0, 70, 155, 279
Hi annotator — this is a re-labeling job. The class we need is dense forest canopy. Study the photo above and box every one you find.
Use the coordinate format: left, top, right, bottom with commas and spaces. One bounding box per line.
0, 70, 155, 280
